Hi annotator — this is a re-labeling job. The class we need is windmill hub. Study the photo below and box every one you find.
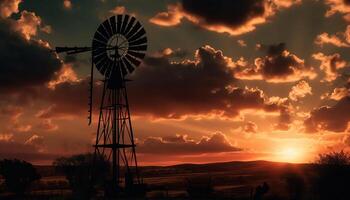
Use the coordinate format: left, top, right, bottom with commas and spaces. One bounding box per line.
107, 34, 129, 60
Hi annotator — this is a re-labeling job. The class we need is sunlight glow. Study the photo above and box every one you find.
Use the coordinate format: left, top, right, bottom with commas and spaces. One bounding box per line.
277, 147, 303, 163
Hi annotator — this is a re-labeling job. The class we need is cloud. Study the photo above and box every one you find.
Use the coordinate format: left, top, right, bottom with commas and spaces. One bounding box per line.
0, 0, 21, 18
304, 97, 350, 133
109, 6, 126, 15
312, 52, 347, 82
0, 12, 62, 93
234, 43, 316, 83
0, 105, 23, 121
14, 10, 42, 40
25, 134, 44, 148
315, 26, 350, 48
137, 132, 241, 155
128, 45, 287, 119
315, 32, 350, 47
268, 96, 293, 130
322, 87, 349, 101
244, 121, 258, 133
288, 80, 312, 101
0, 140, 55, 163
150, 0, 301, 36
0, 133, 14, 142
330, 87, 349, 100
36, 119, 58, 131
35, 78, 93, 119
149, 4, 183, 26
34, 45, 290, 122
237, 40, 247, 47
63, 0, 72, 9
48, 63, 79, 89
324, 0, 350, 21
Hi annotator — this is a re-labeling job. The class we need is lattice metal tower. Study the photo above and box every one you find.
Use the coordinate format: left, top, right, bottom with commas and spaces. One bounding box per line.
55, 14, 147, 194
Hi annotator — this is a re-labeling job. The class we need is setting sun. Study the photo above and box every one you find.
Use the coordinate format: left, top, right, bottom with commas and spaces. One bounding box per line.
275, 147, 304, 163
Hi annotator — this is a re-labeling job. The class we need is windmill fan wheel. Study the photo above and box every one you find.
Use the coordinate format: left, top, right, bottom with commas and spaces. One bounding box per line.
92, 15, 147, 81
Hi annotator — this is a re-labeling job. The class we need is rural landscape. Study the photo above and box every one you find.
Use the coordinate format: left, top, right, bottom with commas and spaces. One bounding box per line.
1, 0, 350, 199
1, 152, 350, 199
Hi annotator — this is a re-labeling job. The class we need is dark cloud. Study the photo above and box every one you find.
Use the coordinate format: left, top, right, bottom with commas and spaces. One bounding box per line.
0, 140, 56, 163
128, 45, 284, 119
36, 78, 93, 119
150, 0, 300, 35
33, 45, 288, 121
181, 0, 265, 27
0, 19, 62, 92
235, 43, 316, 83
137, 132, 241, 155
304, 97, 350, 133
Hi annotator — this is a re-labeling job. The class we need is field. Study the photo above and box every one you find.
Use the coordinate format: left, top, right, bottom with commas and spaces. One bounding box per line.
0, 160, 315, 199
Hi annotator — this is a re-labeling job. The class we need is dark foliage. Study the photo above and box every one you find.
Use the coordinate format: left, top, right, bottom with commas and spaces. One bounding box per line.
313, 150, 350, 200
186, 176, 214, 199
53, 153, 109, 199
253, 182, 269, 200
0, 159, 41, 196
282, 172, 305, 200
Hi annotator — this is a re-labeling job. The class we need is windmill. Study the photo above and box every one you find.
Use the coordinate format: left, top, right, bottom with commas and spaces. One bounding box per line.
55, 15, 147, 195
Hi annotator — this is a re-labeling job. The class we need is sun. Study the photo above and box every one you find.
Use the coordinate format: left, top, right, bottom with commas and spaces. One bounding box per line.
278, 147, 303, 163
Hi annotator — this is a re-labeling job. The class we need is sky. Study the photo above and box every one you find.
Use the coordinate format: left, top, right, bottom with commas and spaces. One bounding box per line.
0, 0, 350, 166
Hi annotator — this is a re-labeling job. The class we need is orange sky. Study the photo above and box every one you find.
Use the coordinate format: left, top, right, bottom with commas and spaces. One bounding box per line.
0, 0, 350, 166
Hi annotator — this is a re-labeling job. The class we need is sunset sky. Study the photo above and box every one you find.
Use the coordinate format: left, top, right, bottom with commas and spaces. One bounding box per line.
1, 0, 350, 165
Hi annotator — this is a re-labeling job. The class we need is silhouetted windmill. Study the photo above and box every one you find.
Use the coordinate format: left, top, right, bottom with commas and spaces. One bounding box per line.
55, 14, 147, 195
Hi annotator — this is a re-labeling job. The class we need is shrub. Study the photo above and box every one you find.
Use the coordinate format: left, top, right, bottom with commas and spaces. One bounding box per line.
53, 153, 109, 199
313, 150, 350, 200
0, 159, 41, 196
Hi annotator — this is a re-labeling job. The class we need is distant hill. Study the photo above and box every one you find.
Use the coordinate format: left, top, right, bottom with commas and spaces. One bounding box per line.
35, 160, 312, 177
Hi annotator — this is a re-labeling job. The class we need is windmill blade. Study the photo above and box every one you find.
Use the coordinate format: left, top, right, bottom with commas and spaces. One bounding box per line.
122, 57, 135, 73
92, 46, 107, 57
116, 15, 123, 33
128, 37, 147, 47
128, 45, 147, 52
118, 60, 128, 76
126, 21, 141, 39
109, 16, 117, 35
120, 15, 129, 34
125, 54, 141, 67
95, 56, 109, 74
123, 16, 135, 35
128, 28, 146, 42
127, 50, 145, 60
94, 31, 108, 43
102, 20, 113, 38
93, 52, 108, 66
92, 39, 106, 48
97, 25, 109, 42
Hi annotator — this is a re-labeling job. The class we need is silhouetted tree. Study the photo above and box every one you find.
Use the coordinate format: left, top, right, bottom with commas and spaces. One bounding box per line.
282, 172, 305, 200
0, 159, 41, 196
313, 150, 350, 200
53, 153, 109, 199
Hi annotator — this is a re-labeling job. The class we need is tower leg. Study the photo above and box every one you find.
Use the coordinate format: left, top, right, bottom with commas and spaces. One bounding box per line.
93, 80, 141, 197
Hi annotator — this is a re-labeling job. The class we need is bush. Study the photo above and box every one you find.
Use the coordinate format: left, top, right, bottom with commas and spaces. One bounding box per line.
53, 153, 109, 199
282, 172, 305, 200
186, 176, 214, 199
0, 159, 41, 196
313, 150, 350, 200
